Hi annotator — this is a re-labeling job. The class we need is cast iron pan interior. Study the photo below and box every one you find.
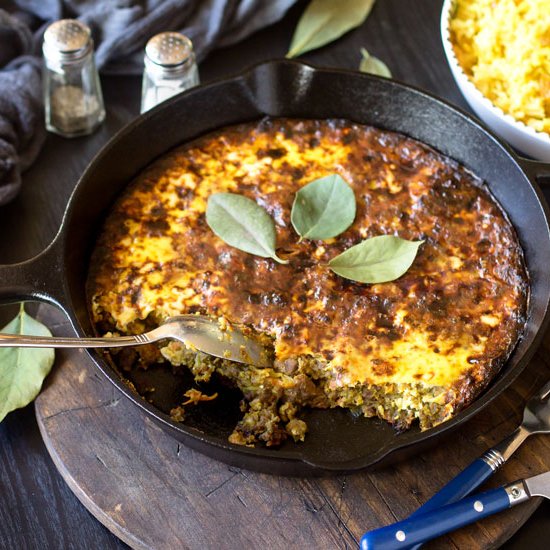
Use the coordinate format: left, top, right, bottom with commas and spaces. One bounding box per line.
6, 61, 550, 475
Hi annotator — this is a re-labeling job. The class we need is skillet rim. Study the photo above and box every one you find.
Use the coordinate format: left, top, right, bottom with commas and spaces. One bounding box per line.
61, 59, 550, 474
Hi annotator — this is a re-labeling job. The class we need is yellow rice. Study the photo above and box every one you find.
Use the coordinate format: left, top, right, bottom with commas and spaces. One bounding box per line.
450, 0, 550, 134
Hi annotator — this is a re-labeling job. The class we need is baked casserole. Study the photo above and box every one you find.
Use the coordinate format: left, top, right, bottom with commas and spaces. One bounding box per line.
88, 118, 528, 446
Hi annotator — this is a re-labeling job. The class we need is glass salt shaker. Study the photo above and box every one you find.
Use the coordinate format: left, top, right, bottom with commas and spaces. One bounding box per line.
42, 19, 105, 137
140, 32, 200, 113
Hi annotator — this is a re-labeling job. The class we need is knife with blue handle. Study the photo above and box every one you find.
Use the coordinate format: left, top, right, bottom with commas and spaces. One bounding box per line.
404, 453, 506, 550
360, 470, 550, 549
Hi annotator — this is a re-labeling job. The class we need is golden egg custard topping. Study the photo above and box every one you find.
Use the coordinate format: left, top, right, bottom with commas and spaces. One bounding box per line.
88, 118, 528, 446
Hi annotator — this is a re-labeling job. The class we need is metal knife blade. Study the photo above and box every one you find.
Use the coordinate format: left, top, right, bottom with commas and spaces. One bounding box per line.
524, 470, 550, 499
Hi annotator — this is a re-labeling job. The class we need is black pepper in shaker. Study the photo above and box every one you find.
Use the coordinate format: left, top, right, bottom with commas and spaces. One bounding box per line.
42, 19, 105, 137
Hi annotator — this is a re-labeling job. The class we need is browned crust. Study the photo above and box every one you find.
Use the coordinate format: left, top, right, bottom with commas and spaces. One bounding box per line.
87, 117, 529, 445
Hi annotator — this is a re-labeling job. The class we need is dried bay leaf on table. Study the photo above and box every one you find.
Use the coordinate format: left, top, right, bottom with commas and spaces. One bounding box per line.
359, 47, 392, 78
0, 305, 55, 422
287, 0, 377, 58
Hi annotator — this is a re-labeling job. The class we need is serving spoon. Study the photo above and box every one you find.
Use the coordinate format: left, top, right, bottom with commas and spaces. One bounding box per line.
0, 315, 272, 368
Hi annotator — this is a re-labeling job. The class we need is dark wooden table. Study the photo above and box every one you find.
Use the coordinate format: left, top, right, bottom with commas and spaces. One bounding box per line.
1, 1, 549, 548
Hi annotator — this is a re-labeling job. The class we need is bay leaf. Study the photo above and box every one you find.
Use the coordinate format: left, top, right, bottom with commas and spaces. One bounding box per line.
328, 235, 423, 283
359, 47, 392, 78
0, 305, 55, 422
287, 0, 376, 58
291, 174, 356, 240
206, 192, 287, 264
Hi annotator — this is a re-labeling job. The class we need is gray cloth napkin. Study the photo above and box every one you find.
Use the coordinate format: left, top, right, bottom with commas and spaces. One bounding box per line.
0, 0, 298, 205
0, 10, 45, 205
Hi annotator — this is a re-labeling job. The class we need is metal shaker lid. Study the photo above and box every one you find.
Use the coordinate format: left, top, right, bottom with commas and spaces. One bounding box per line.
43, 19, 92, 61
145, 32, 194, 68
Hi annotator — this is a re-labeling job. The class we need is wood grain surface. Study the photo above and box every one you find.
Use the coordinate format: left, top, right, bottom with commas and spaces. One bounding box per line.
34, 304, 550, 550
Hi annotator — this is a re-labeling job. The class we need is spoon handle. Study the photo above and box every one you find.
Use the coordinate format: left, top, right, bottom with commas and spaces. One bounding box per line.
0, 332, 153, 348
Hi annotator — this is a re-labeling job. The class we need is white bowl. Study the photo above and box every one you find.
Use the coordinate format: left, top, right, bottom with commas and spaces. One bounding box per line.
440, 0, 550, 161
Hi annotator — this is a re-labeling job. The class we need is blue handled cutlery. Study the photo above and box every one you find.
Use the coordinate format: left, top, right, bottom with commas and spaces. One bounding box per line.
361, 470, 550, 549
361, 379, 550, 549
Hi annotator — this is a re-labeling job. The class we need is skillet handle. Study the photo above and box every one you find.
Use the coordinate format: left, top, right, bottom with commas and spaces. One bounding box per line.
0, 236, 67, 310
518, 158, 550, 187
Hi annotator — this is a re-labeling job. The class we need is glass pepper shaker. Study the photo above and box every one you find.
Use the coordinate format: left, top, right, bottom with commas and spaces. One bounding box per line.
140, 32, 200, 113
42, 19, 105, 137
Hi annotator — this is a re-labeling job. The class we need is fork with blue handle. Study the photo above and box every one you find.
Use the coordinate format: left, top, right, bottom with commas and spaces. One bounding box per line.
361, 380, 550, 549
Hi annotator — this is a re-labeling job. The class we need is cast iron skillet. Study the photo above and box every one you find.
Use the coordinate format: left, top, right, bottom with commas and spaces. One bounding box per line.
2, 61, 550, 476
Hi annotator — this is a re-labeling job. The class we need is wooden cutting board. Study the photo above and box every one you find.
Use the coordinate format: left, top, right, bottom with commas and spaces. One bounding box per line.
35, 304, 550, 549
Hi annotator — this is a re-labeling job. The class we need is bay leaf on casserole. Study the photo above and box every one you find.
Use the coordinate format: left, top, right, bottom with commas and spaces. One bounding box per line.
206, 192, 288, 264
287, 0, 376, 58
291, 174, 356, 240
0, 305, 55, 422
328, 235, 423, 283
